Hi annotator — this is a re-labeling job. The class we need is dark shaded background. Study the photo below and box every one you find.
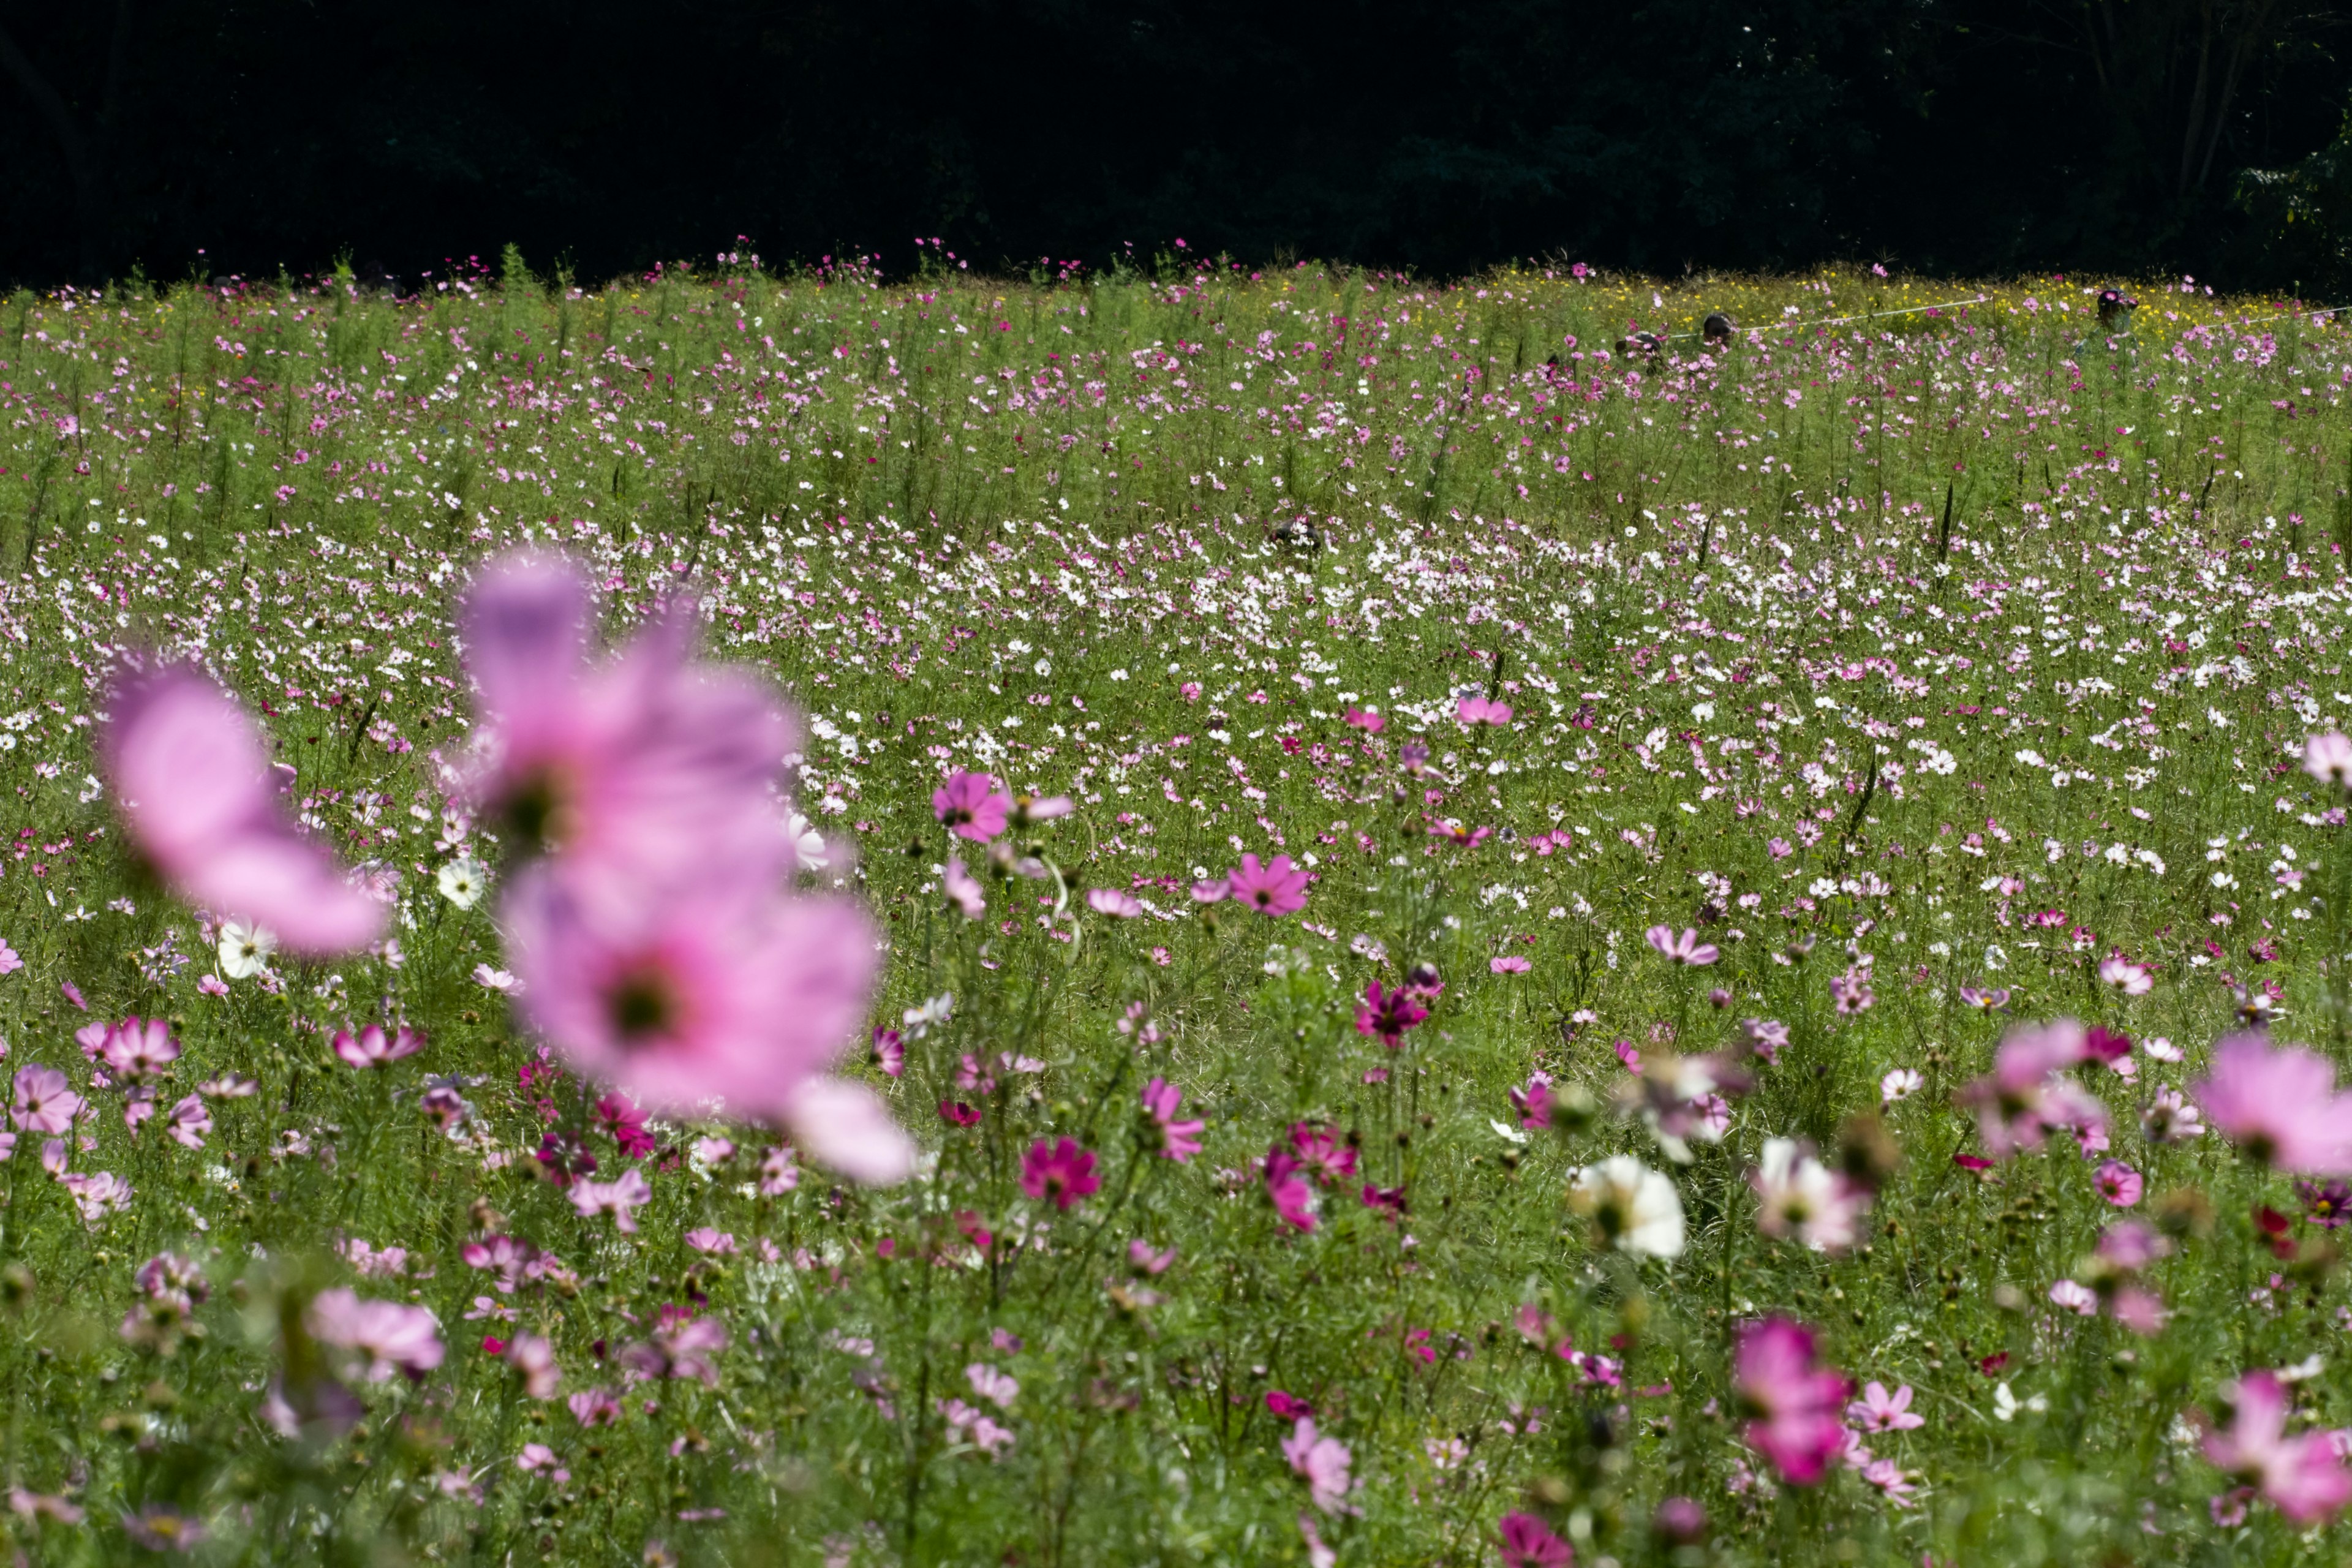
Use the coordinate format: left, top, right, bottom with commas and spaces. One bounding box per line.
4, 0, 2352, 288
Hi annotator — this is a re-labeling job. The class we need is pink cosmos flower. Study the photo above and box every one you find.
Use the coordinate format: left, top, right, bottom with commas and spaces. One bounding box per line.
2192, 1033, 2352, 1174
1282, 1417, 1355, 1514
1141, 1077, 1205, 1163
619, 1311, 727, 1385
1265, 1148, 1317, 1232
2094, 1159, 2144, 1206
1959, 1019, 2108, 1159
507, 1334, 560, 1398
1456, 693, 1513, 726
2049, 1279, 2098, 1315
2203, 1370, 2352, 1523
307, 1287, 445, 1381
1343, 707, 1384, 732
933, 771, 1012, 842
2143, 1086, 2206, 1144
0, 941, 20, 976
2098, 956, 2154, 995
943, 857, 986, 919
1227, 853, 1309, 916
2304, 732, 2352, 788
1750, 1137, 1870, 1253
1086, 887, 1143, 918
1509, 1071, 1552, 1132
569, 1168, 654, 1231
99, 669, 383, 954
1491, 955, 1531, 974
459, 553, 796, 914
1020, 1137, 1100, 1209
1354, 981, 1428, 1046
1645, 925, 1719, 966
332, 1023, 424, 1070
568, 1389, 622, 1427
1496, 1510, 1573, 1567
1732, 1317, 1850, 1484
10, 1065, 80, 1134
96, 1017, 179, 1081
1847, 1381, 1924, 1433
1190, 878, 1230, 903
164, 1094, 211, 1150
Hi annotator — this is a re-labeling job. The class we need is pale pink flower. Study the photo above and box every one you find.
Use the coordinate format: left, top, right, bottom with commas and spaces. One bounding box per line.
507, 1333, 560, 1398
1227, 853, 1309, 916
2192, 1033, 2352, 1174
619, 1312, 726, 1385
2143, 1086, 2206, 1144
932, 771, 1011, 842
777, 1077, 916, 1185
1733, 1317, 1850, 1483
2203, 1370, 2352, 1523
459, 553, 797, 914
966, 1363, 1019, 1409
1959, 1019, 2106, 1159
1282, 1417, 1356, 1514
1645, 925, 1719, 965
99, 668, 383, 953
10, 1065, 80, 1134
569, 1168, 654, 1231
2049, 1279, 2098, 1315
2098, 956, 2154, 995
163, 1094, 211, 1150
2304, 731, 2352, 788
568, 1389, 622, 1427
1847, 1381, 1924, 1433
331, 1023, 424, 1070
307, 1287, 444, 1381
1086, 887, 1142, 918
1490, 954, 1531, 974
1750, 1137, 1869, 1253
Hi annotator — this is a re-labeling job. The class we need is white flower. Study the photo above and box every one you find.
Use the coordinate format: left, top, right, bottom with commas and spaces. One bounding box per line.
217, 920, 277, 979
1568, 1155, 1685, 1258
437, 858, 487, 910
1749, 1137, 1868, 1253
1880, 1068, 1924, 1104
472, 964, 519, 994
785, 812, 829, 870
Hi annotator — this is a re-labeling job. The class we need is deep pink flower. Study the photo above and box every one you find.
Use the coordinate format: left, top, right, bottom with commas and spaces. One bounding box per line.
1289, 1124, 1359, 1186
933, 771, 1012, 842
1265, 1148, 1317, 1231
460, 553, 795, 914
1140, 1077, 1205, 1163
1354, 981, 1428, 1047
2192, 1033, 2352, 1174
10, 1065, 80, 1134
1456, 694, 1513, 726
1732, 1317, 1850, 1483
1227, 853, 1308, 916
1496, 1510, 1572, 1567
1020, 1137, 1100, 1209
2094, 1159, 2144, 1207
1509, 1071, 1553, 1131
100, 669, 383, 954
96, 1017, 179, 1081
619, 1311, 728, 1385
1847, 1381, 1924, 1433
2203, 1370, 2352, 1523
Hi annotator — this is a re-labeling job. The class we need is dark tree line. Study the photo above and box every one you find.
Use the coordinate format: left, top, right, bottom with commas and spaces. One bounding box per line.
1, 0, 2348, 287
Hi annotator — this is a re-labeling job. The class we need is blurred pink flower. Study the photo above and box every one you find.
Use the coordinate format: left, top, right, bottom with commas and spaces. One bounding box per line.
100, 668, 383, 953
331, 1023, 424, 1070
1490, 955, 1531, 974
1086, 887, 1142, 918
2203, 1370, 2352, 1523
1496, 1510, 1572, 1566
620, 1311, 727, 1385
307, 1287, 444, 1381
1141, 1077, 1204, 1163
1265, 1148, 1317, 1232
1959, 1019, 2106, 1159
1847, 1381, 1924, 1433
1020, 1137, 1100, 1209
1645, 925, 1719, 966
2094, 1160, 2144, 1206
1456, 694, 1513, 726
1733, 1317, 1849, 1483
2192, 1033, 2352, 1174
2304, 731, 2352, 787
1282, 1416, 1355, 1514
1227, 853, 1308, 916
1354, 981, 1428, 1047
933, 771, 1011, 842
569, 1168, 653, 1231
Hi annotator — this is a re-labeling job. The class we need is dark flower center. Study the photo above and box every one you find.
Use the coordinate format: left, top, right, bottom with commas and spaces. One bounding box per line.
607, 965, 680, 1044
501, 765, 575, 854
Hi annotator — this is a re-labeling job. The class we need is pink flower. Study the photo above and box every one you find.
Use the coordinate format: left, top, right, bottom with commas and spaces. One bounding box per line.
1020, 1137, 1100, 1209
99, 669, 383, 954
10, 1065, 80, 1134
96, 1017, 181, 1081
0, 940, 19, 976
163, 1094, 211, 1150
1343, 707, 1384, 732
1141, 1077, 1205, 1163
1354, 981, 1428, 1047
2049, 1279, 2098, 1314
2203, 1370, 2352, 1523
458, 553, 796, 914
331, 1023, 424, 1070
569, 1168, 653, 1231
1645, 925, 1719, 966
307, 1287, 444, 1381
2098, 956, 2154, 995
1847, 1381, 1924, 1433
1510, 1071, 1553, 1131
619, 1311, 727, 1385
1227, 853, 1308, 916
2305, 731, 2352, 788
933, 771, 1012, 842
1282, 1417, 1355, 1514
1496, 1510, 1573, 1566
943, 858, 986, 918
1958, 1019, 2108, 1159
1490, 955, 1531, 974
2192, 1033, 2352, 1174
503, 864, 878, 1123
1265, 1148, 1317, 1232
507, 1333, 560, 1398
1086, 887, 1142, 918
2094, 1159, 2143, 1206
1732, 1317, 1850, 1483
568, 1388, 622, 1427
1456, 694, 1513, 726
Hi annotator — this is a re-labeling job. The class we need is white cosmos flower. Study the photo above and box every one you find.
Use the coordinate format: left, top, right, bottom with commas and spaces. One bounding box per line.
1881, 1068, 1924, 1104
437, 857, 487, 910
217, 920, 277, 979
785, 811, 829, 870
1568, 1155, 1684, 1258
1750, 1136, 1868, 1253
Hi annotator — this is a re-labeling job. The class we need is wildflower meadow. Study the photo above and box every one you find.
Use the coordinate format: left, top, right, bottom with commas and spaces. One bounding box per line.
6, 251, 2352, 1566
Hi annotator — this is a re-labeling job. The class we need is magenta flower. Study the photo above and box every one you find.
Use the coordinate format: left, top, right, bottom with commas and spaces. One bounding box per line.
2203, 1370, 2352, 1524
99, 669, 383, 954
1496, 1510, 1572, 1567
1281, 1417, 1355, 1514
2094, 1159, 2144, 1207
1265, 1148, 1317, 1232
1020, 1137, 1101, 1210
1732, 1317, 1850, 1484
1354, 981, 1429, 1047
933, 771, 1012, 842
1847, 1381, 1924, 1433
96, 1017, 179, 1081
2192, 1033, 2352, 1174
1490, 954, 1531, 974
1140, 1077, 1205, 1163
331, 1023, 425, 1071
1509, 1071, 1553, 1131
10, 1065, 80, 1134
1645, 925, 1719, 966
459, 553, 797, 913
1227, 853, 1308, 916
307, 1287, 444, 1381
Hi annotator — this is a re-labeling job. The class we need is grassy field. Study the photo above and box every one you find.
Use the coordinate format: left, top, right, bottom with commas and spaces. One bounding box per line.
2, 251, 2351, 1566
